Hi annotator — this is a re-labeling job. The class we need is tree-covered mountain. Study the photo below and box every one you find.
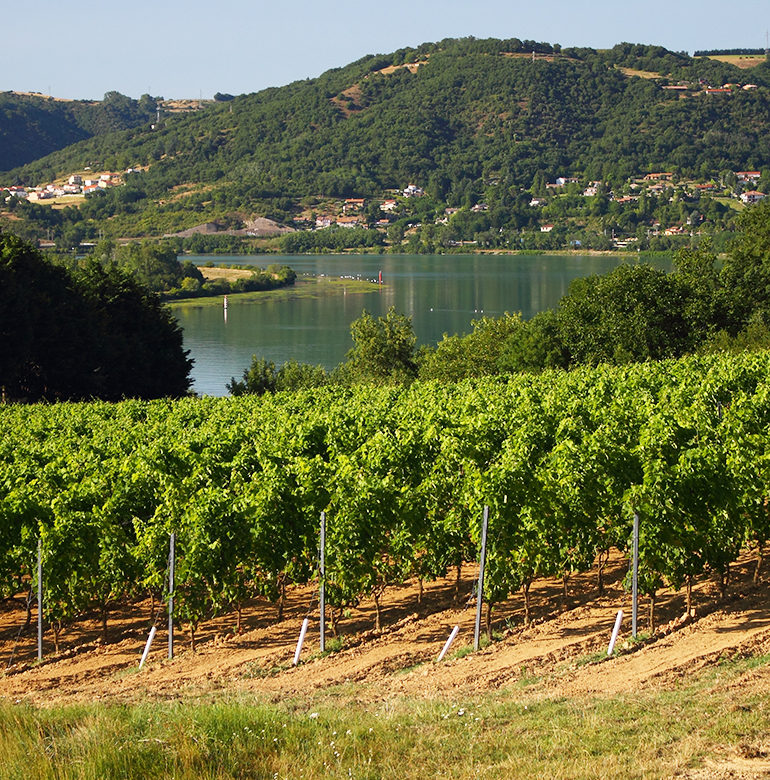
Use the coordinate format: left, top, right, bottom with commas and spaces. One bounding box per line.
3, 38, 770, 241
0, 91, 169, 171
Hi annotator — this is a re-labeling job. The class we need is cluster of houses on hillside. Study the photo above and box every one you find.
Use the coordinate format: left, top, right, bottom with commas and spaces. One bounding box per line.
662, 81, 759, 95
304, 170, 766, 234
533, 170, 766, 204
2, 171, 125, 203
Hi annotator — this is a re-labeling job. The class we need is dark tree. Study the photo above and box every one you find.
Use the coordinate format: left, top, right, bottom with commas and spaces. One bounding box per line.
0, 232, 192, 401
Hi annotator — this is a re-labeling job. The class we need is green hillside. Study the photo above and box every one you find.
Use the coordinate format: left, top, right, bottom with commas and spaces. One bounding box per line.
2, 39, 770, 245
0, 91, 169, 171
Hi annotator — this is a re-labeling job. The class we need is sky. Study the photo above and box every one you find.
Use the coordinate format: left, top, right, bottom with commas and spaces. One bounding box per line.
3, 0, 769, 100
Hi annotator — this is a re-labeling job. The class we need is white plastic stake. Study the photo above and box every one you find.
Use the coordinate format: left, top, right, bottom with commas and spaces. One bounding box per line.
294, 617, 310, 666
607, 610, 623, 656
437, 625, 460, 662
139, 625, 157, 669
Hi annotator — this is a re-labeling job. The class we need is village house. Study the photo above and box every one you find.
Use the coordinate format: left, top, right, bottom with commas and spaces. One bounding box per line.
336, 215, 362, 228
740, 190, 766, 205
736, 171, 761, 183
315, 216, 334, 229
343, 198, 365, 213
403, 184, 424, 197
380, 199, 397, 212
540, 224, 554, 232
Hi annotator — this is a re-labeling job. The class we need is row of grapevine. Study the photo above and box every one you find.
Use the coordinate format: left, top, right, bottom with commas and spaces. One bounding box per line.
1, 351, 769, 646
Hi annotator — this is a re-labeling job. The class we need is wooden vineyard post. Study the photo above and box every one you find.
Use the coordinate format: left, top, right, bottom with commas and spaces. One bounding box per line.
473, 506, 490, 651
632, 512, 639, 639
319, 511, 326, 653
37, 537, 43, 661
168, 532, 175, 660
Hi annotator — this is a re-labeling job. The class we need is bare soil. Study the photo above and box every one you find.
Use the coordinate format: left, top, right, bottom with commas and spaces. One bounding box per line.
1, 551, 768, 710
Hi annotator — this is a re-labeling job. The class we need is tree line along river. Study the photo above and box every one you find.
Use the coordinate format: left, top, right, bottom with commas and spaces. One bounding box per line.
174, 253, 670, 396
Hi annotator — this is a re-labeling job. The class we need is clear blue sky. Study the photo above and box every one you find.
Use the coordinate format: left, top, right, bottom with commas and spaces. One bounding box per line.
4, 0, 769, 100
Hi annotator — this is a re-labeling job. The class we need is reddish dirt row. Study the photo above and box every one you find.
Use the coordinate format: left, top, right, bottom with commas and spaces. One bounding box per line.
0, 552, 768, 708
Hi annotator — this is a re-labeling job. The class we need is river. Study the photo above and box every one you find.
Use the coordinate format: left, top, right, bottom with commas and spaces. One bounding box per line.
174, 253, 668, 396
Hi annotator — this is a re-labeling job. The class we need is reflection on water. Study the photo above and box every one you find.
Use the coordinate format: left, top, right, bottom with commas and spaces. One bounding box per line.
176, 253, 668, 396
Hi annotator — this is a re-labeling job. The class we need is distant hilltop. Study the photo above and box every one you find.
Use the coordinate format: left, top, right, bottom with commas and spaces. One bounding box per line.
1, 38, 769, 250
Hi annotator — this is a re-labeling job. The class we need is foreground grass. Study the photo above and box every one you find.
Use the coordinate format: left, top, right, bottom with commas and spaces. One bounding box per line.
1, 655, 767, 779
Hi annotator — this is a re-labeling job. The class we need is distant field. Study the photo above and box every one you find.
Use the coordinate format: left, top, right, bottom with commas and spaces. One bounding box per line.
701, 54, 767, 68
618, 67, 661, 79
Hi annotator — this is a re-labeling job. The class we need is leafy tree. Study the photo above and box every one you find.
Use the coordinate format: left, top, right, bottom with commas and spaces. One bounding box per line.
418, 313, 525, 382
345, 307, 418, 384
0, 232, 192, 401
721, 199, 770, 326
555, 264, 694, 365
227, 357, 277, 396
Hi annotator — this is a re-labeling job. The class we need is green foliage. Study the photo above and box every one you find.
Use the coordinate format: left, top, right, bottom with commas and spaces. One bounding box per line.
345, 307, 418, 385
0, 233, 192, 401
418, 314, 526, 381
4, 39, 769, 241
0, 91, 162, 171
721, 198, 770, 325
2, 352, 770, 640
228, 357, 327, 396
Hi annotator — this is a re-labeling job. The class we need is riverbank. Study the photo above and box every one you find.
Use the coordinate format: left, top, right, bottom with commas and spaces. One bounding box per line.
168, 275, 381, 309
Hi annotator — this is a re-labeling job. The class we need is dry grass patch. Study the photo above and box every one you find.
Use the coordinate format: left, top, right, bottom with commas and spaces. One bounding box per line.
618, 67, 663, 79
701, 54, 767, 69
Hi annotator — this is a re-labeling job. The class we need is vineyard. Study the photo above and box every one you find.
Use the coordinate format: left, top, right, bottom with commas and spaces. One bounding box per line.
1, 351, 769, 662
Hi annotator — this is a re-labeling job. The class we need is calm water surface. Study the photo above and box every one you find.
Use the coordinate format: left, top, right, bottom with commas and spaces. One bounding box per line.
175, 253, 668, 396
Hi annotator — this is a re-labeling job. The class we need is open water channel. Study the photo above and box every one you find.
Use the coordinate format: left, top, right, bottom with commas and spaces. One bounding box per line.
175, 253, 669, 396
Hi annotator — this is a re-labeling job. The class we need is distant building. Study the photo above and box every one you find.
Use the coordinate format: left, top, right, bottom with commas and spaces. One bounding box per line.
403, 184, 424, 197
336, 216, 362, 228
740, 190, 766, 204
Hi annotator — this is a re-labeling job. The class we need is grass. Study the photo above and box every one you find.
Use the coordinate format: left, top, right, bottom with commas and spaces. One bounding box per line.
702, 54, 767, 69
167, 276, 380, 309
0, 654, 767, 778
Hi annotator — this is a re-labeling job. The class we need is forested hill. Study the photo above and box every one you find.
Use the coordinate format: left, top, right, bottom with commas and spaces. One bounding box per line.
4, 39, 770, 234
0, 91, 171, 171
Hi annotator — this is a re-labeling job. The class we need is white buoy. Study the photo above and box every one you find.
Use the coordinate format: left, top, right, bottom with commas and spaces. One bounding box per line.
139, 625, 157, 669
293, 617, 310, 666
607, 610, 623, 656
437, 625, 460, 662
223, 295, 228, 309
